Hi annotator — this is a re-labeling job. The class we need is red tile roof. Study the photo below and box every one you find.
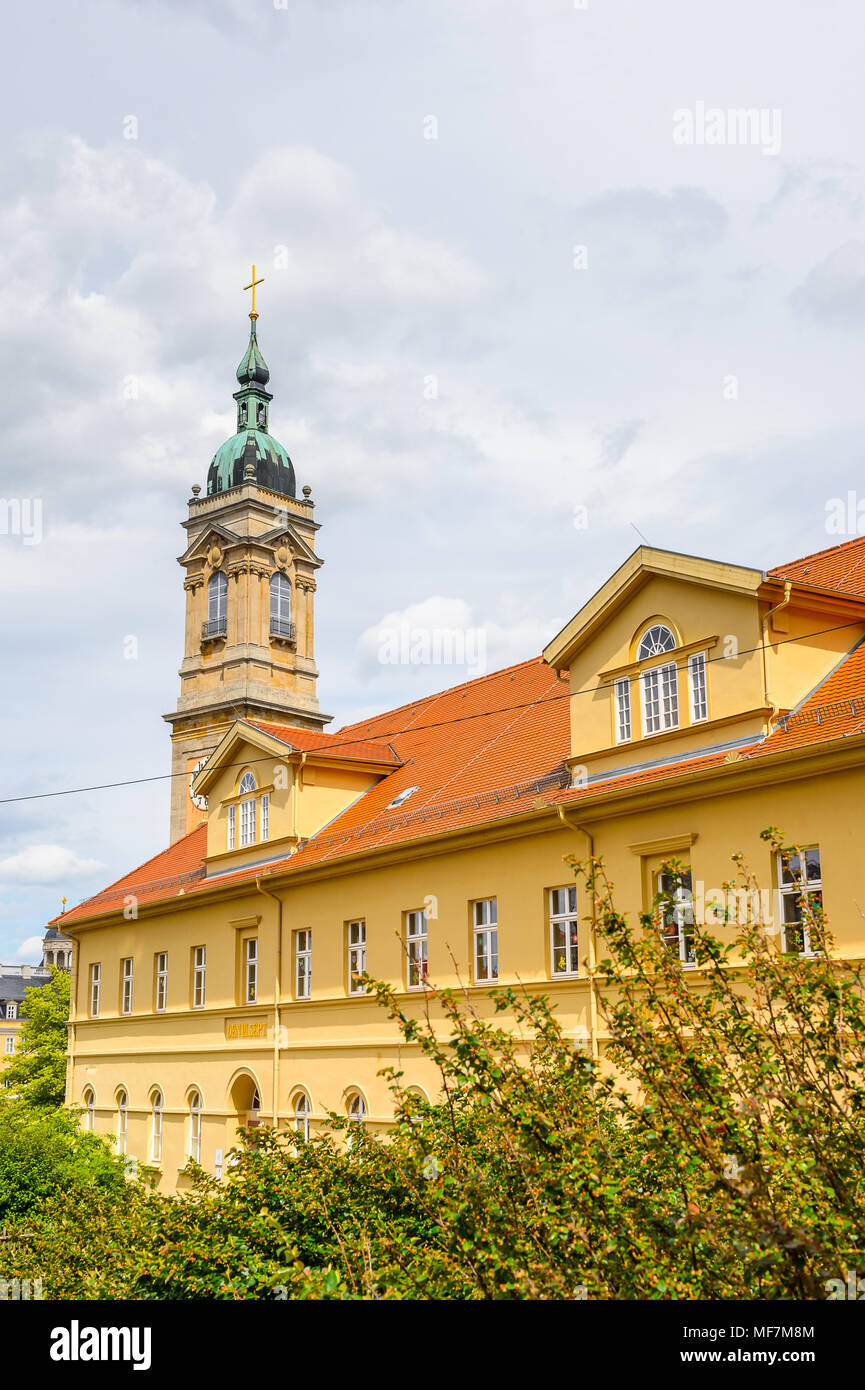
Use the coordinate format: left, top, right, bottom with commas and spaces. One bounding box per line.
245, 720, 400, 766
768, 534, 865, 598
54, 543, 865, 928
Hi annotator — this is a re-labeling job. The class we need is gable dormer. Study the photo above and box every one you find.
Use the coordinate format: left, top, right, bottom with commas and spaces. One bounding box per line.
190, 720, 402, 873
544, 546, 865, 783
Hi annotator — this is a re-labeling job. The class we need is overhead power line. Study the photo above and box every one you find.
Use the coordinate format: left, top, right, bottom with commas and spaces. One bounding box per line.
1, 616, 864, 806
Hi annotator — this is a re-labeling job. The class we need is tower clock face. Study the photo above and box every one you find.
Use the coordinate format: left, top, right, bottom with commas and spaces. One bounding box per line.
188, 758, 209, 811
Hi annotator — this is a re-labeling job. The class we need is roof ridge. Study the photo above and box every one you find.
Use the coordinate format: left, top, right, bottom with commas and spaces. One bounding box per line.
338, 655, 548, 737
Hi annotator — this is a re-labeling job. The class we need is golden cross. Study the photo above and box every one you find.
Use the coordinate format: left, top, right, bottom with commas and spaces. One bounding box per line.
243, 264, 264, 320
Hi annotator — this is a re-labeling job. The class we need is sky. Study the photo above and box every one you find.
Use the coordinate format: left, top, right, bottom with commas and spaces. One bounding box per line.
2, 0, 865, 956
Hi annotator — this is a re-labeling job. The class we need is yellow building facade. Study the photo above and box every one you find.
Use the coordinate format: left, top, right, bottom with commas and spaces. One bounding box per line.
57, 311, 865, 1190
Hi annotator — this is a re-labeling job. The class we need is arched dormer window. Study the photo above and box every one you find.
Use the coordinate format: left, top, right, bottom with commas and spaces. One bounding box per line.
6, 1003, 16, 1021
228, 770, 269, 852
637, 624, 676, 660
270, 572, 293, 638
205, 571, 227, 639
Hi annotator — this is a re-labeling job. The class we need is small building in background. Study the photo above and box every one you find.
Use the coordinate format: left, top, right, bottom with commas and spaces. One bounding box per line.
0, 926, 72, 1070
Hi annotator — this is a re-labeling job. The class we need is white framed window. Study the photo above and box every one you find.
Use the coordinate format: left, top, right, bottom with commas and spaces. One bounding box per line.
550, 885, 579, 976
472, 898, 499, 982
240, 796, 256, 847
642, 662, 679, 735
4, 1035, 13, 1055
405, 910, 428, 989
260, 792, 269, 842
151, 1092, 163, 1163
227, 804, 236, 851
348, 1093, 365, 1122
778, 848, 822, 956
614, 677, 632, 743
205, 570, 227, 637
244, 937, 258, 1004
658, 869, 695, 966
117, 1091, 128, 1155
84, 1089, 95, 1132
121, 958, 133, 1015
192, 946, 206, 1009
5, 1003, 15, 1021
155, 952, 167, 1013
347, 920, 366, 995
296, 930, 311, 999
89, 963, 101, 1018
637, 624, 676, 660
189, 1092, 202, 1163
270, 572, 292, 637
294, 1092, 311, 1143
688, 652, 708, 723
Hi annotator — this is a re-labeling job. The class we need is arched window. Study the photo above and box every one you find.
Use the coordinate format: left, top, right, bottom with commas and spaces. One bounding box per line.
348, 1094, 366, 1123
205, 571, 227, 638
294, 1093, 311, 1144
83, 1088, 95, 1132
117, 1091, 128, 1155
189, 1092, 202, 1163
151, 1092, 163, 1162
270, 572, 292, 638
637, 624, 676, 660
238, 771, 257, 848
248, 1088, 262, 1128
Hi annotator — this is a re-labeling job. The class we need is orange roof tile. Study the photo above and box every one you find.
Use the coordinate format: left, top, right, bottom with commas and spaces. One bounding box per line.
768, 534, 865, 598
245, 720, 400, 766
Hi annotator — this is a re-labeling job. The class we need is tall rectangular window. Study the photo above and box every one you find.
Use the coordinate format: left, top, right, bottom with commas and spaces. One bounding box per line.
550, 886, 579, 976
4, 1036, 13, 1055
688, 652, 708, 723
245, 937, 258, 1004
658, 870, 695, 966
614, 677, 632, 743
227, 804, 236, 851
472, 898, 499, 981
779, 848, 822, 956
192, 946, 206, 1009
155, 952, 167, 1013
260, 793, 269, 842
642, 662, 679, 735
121, 958, 133, 1015
347, 920, 366, 995
89, 963, 101, 1018
405, 910, 428, 989
296, 930, 312, 999
240, 796, 256, 847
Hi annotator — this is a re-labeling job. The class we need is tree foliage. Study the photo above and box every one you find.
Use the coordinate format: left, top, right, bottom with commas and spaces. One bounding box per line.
3, 967, 70, 1108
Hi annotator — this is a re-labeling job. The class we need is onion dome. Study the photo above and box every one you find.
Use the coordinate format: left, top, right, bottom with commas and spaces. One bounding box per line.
206, 316, 296, 498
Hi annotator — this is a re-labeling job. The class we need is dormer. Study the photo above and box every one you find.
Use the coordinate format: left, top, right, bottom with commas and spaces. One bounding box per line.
544, 546, 865, 783
190, 719, 402, 873
544, 548, 771, 779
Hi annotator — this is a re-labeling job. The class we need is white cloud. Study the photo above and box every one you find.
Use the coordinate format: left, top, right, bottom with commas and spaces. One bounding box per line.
16, 935, 44, 962
0, 845, 105, 886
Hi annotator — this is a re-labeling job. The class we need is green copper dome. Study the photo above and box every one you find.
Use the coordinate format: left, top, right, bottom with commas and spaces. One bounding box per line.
206, 317, 296, 498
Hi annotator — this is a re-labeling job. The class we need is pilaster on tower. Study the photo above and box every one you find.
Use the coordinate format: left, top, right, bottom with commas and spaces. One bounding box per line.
163, 298, 331, 843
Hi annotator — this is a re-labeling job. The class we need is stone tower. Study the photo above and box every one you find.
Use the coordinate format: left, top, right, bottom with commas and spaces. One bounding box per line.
164, 306, 331, 842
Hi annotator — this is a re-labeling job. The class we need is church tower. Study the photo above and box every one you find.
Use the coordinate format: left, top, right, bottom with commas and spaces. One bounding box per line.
164, 279, 331, 842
